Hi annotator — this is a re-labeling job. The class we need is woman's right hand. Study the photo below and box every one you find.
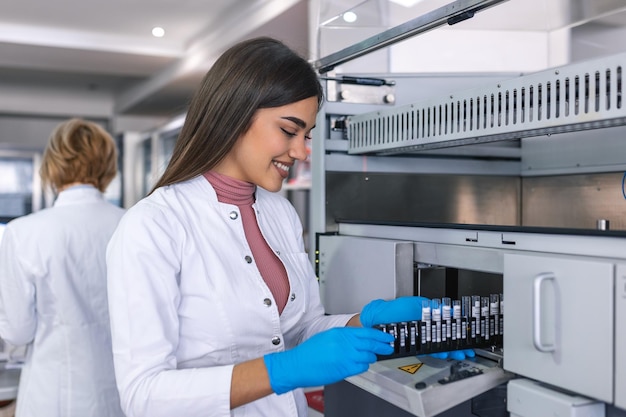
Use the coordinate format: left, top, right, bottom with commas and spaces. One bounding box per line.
263, 327, 394, 394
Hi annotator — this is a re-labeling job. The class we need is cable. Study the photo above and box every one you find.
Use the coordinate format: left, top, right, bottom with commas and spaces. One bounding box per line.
622, 171, 626, 200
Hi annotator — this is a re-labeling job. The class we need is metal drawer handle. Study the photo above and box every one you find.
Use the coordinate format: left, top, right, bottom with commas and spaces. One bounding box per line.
532, 272, 556, 352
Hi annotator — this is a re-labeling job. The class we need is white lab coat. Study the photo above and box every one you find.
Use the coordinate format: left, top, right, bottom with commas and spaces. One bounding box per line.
0, 185, 125, 417
106, 175, 354, 417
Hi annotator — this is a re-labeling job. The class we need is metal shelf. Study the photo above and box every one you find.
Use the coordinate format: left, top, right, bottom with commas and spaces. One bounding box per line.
346, 53, 626, 154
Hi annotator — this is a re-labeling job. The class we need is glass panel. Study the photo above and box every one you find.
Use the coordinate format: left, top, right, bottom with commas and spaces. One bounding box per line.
159, 130, 178, 175
141, 138, 153, 198
316, 0, 626, 75
103, 133, 124, 207
0, 156, 34, 221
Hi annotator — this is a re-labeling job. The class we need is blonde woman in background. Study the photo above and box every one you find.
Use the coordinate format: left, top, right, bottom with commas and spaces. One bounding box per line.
0, 119, 125, 417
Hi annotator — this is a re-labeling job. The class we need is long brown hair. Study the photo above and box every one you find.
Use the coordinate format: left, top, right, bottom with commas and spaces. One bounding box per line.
151, 37, 323, 193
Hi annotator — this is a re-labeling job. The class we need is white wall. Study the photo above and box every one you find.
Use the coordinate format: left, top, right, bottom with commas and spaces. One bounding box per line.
0, 115, 108, 151
390, 28, 570, 74
113, 115, 169, 136
0, 83, 114, 118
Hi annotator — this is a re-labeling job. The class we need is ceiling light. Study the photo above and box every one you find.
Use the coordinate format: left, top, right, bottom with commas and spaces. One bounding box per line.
388, 0, 425, 7
152, 27, 165, 37
343, 11, 358, 23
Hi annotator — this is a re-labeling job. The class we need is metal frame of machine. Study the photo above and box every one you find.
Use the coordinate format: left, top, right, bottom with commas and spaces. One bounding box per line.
310, 9, 626, 415
346, 52, 625, 154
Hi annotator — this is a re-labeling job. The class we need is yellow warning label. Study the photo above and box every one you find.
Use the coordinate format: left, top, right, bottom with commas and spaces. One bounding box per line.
398, 363, 423, 374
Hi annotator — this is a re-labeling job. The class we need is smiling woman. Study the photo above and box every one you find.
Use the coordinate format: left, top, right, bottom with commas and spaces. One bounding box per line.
105, 36, 431, 417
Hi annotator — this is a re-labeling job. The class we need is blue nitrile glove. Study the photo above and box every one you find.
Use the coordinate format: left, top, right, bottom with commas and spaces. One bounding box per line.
360, 297, 474, 360
429, 349, 476, 360
359, 296, 429, 328
264, 327, 394, 394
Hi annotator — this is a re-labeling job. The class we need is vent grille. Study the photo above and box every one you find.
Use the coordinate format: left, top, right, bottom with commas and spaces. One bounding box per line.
347, 53, 625, 154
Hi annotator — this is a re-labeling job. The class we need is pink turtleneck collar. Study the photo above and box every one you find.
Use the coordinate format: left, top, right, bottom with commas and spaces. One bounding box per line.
204, 171, 255, 206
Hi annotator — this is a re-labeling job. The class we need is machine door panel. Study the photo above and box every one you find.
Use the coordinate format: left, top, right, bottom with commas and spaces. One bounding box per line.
503, 253, 613, 403
317, 235, 414, 314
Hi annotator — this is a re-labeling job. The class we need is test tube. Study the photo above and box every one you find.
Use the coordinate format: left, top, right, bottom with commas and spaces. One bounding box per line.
490, 294, 500, 343
378, 324, 394, 353
471, 295, 482, 342
388, 324, 397, 352
481, 297, 490, 342
410, 320, 418, 354
399, 322, 408, 353
422, 299, 432, 344
442, 297, 452, 343
431, 298, 442, 346
461, 296, 471, 344
452, 299, 461, 342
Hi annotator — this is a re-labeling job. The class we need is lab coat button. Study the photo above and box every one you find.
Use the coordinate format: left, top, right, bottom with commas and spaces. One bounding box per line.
229, 211, 238, 220
290, 293, 296, 301
264, 298, 272, 306
245, 255, 252, 263
272, 336, 281, 345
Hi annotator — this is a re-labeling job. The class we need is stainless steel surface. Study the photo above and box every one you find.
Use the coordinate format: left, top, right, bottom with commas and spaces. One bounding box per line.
325, 172, 520, 230
474, 347, 504, 363
520, 125, 626, 177
325, 170, 626, 233
313, 0, 508, 74
522, 172, 626, 231
324, 153, 521, 175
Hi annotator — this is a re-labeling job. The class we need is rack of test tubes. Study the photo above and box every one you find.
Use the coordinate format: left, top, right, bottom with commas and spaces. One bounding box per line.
374, 294, 503, 359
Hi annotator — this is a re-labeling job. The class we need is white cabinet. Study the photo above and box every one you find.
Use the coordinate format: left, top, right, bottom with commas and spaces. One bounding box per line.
503, 253, 614, 403
507, 379, 605, 417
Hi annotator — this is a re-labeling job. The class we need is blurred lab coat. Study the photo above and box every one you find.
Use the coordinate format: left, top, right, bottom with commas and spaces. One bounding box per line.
106, 176, 354, 417
0, 185, 125, 417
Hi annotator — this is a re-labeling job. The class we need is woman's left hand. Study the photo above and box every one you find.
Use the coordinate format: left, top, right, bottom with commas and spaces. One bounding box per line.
359, 296, 429, 328
428, 349, 476, 360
